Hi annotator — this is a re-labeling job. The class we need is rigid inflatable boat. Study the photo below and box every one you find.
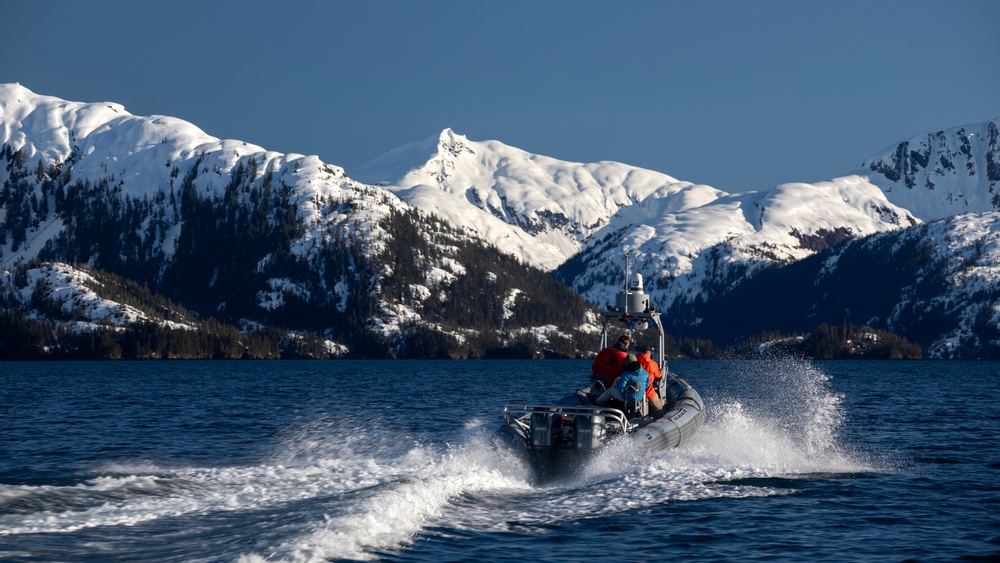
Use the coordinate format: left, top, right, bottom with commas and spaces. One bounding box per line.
499, 252, 705, 479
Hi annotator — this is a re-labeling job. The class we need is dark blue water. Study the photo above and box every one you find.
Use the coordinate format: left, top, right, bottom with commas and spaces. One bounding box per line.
1, 359, 997, 562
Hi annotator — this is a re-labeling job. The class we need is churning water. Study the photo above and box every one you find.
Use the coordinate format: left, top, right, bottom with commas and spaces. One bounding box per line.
1, 359, 997, 562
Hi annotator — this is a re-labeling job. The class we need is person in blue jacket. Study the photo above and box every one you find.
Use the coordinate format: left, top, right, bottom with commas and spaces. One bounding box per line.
596, 353, 649, 408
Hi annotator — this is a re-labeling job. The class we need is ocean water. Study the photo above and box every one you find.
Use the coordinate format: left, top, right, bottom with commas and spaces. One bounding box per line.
0, 359, 997, 562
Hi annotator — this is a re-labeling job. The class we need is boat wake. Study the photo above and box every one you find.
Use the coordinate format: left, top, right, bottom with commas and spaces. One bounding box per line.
0, 360, 877, 563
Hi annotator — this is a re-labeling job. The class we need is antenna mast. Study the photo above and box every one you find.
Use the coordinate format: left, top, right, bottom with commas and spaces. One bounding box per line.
624, 251, 630, 289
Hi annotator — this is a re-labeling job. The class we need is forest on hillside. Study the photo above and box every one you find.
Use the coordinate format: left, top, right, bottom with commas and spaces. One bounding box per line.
1, 147, 600, 359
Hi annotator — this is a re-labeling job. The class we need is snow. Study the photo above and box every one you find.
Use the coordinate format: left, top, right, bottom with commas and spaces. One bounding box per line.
508, 324, 571, 347
814, 211, 1000, 358
426, 266, 456, 286
502, 288, 522, 321
0, 84, 418, 341
1, 262, 194, 331
257, 278, 313, 311
352, 126, 920, 310
0, 84, 924, 309
0, 216, 64, 270
369, 301, 422, 341
410, 284, 431, 301
922, 214, 1000, 356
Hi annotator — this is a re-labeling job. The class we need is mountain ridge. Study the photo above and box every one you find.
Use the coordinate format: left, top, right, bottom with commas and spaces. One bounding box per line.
352, 125, 920, 310
352, 127, 711, 270
2, 83, 999, 358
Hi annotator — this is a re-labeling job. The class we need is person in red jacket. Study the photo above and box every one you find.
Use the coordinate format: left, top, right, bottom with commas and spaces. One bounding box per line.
637, 347, 664, 412
591, 335, 630, 390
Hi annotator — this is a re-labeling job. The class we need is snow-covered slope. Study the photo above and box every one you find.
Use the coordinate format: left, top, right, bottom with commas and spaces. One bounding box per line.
565, 175, 917, 309
882, 212, 1000, 357
0, 261, 195, 331
0, 83, 404, 268
857, 118, 1000, 220
352, 128, 723, 270
658, 212, 1000, 358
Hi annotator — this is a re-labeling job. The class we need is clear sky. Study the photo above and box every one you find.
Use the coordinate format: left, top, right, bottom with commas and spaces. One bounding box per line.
4, 0, 998, 192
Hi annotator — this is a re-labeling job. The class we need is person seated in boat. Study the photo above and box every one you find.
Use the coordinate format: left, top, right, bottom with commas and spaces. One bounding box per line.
596, 353, 649, 409
591, 335, 630, 390
637, 347, 664, 413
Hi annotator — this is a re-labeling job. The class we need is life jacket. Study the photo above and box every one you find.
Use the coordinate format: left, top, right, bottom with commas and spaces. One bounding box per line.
591, 346, 627, 388
637, 354, 663, 400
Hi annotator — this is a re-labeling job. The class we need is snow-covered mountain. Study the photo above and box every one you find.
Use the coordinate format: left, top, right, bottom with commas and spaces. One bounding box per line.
0, 84, 597, 358
1, 261, 196, 331
678, 212, 1000, 358
559, 175, 917, 309
0, 83, 402, 267
874, 212, 1000, 357
354, 129, 919, 308
2, 83, 998, 358
857, 118, 1000, 220
352, 128, 722, 271
351, 119, 1000, 357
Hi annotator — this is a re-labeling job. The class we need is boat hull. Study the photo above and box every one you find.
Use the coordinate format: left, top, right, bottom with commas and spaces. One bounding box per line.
499, 375, 704, 479
635, 377, 704, 451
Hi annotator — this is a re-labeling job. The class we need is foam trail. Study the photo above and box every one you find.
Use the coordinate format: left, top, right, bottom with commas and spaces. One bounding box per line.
0, 460, 382, 536
239, 433, 532, 562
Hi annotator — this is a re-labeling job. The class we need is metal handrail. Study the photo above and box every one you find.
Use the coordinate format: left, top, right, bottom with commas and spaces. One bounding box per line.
502, 403, 634, 437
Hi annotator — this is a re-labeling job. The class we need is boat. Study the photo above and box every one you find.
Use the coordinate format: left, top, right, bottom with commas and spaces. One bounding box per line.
499, 252, 705, 479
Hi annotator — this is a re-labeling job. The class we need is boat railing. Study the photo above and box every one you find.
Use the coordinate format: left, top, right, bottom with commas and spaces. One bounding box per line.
502, 403, 634, 437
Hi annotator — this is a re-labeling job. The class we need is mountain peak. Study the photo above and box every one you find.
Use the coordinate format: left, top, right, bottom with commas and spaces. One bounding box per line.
436, 127, 475, 159
857, 117, 1000, 221
0, 82, 33, 99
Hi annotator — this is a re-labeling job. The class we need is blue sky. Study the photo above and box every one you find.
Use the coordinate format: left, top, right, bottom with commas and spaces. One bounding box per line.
4, 0, 998, 192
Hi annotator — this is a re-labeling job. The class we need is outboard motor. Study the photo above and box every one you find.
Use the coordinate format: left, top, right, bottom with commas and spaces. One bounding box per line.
530, 412, 561, 477
574, 414, 606, 451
